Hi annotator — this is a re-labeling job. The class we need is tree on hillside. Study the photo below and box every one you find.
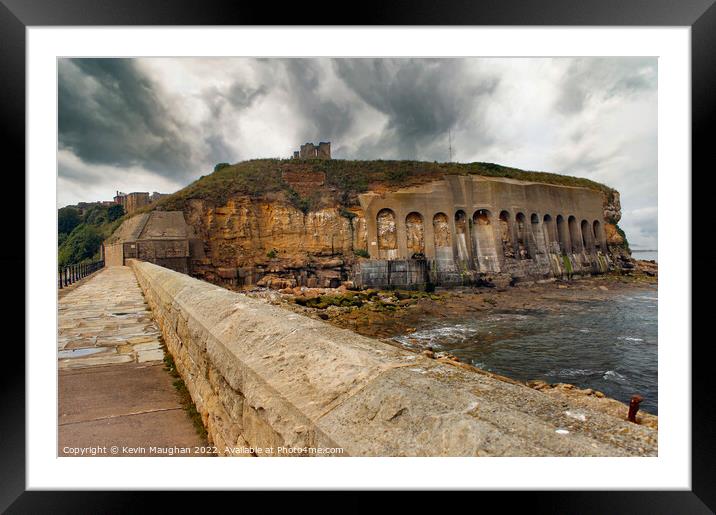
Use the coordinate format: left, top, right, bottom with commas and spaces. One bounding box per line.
83, 205, 108, 226
58, 225, 102, 267
58, 207, 81, 235
107, 204, 124, 222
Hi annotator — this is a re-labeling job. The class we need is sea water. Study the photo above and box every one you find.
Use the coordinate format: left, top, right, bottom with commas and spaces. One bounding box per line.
394, 285, 658, 414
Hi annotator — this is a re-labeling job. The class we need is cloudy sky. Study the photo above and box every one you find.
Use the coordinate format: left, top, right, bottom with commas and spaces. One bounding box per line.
58, 57, 657, 249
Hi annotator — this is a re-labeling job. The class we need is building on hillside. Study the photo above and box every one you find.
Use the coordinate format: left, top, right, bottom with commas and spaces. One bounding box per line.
113, 190, 169, 214
291, 141, 331, 159
149, 191, 169, 203
74, 200, 116, 214
102, 211, 205, 274
113, 191, 151, 215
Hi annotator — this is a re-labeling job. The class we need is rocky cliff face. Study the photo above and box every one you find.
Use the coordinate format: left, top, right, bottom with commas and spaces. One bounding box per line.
182, 182, 626, 289
185, 195, 368, 288
601, 189, 630, 255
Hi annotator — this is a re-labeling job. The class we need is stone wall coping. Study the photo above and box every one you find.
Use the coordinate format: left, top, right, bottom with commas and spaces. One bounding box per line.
130, 259, 657, 457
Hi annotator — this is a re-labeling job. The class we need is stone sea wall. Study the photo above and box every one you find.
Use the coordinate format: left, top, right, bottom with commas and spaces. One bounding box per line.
130, 259, 657, 457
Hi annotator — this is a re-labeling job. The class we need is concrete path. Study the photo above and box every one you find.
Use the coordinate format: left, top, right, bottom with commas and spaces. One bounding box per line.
58, 266, 207, 456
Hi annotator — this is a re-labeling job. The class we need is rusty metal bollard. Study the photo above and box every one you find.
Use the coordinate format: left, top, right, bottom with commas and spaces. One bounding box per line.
627, 394, 644, 423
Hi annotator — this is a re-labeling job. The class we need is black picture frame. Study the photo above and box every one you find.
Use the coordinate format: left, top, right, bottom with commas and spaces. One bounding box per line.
3, 0, 711, 510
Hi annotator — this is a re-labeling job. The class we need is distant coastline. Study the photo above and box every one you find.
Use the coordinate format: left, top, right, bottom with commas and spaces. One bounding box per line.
632, 249, 658, 262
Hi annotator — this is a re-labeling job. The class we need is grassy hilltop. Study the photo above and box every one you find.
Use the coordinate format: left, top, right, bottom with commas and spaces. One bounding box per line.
150, 158, 616, 213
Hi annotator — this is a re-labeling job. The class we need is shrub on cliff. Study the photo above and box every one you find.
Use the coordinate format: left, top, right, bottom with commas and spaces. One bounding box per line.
107, 204, 124, 222
57, 203, 125, 266
58, 206, 81, 235
58, 225, 102, 267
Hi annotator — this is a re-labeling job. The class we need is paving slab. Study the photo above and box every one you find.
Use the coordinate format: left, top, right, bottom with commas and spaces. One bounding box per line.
58, 266, 206, 456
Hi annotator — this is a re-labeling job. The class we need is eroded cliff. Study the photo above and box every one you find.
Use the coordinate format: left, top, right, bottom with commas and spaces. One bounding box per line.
143, 159, 627, 288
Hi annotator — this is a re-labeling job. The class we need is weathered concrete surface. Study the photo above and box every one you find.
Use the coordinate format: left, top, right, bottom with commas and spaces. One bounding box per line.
58, 267, 205, 456
132, 260, 658, 457
359, 176, 613, 286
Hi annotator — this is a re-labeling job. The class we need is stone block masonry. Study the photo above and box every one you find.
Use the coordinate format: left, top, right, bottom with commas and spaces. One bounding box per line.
131, 260, 657, 457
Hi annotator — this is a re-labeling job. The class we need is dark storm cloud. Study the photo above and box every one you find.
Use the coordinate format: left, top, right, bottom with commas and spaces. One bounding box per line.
275, 59, 357, 144
58, 58, 194, 178
332, 59, 499, 159
58, 57, 657, 248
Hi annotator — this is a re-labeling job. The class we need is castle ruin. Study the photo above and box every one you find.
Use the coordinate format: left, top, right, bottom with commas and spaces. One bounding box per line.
113, 191, 168, 215
292, 141, 331, 160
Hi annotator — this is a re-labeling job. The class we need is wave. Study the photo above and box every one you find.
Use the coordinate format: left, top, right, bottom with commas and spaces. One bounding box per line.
603, 370, 627, 381
617, 336, 644, 342
393, 324, 480, 348
545, 368, 596, 378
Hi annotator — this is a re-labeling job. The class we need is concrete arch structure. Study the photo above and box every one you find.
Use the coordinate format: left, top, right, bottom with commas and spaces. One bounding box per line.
568, 216, 582, 253
472, 209, 499, 272
454, 210, 470, 263
356, 174, 613, 287
593, 220, 606, 251
581, 219, 595, 252
515, 212, 529, 259
498, 210, 515, 259
543, 214, 558, 253
530, 213, 546, 255
405, 212, 425, 258
556, 215, 570, 254
376, 208, 398, 259
432, 212, 454, 270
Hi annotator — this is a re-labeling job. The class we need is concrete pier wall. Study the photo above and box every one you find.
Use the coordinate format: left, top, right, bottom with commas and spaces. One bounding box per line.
130, 260, 657, 456
357, 176, 613, 287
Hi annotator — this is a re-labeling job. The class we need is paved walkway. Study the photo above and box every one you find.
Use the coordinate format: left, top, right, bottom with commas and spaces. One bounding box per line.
58, 266, 206, 456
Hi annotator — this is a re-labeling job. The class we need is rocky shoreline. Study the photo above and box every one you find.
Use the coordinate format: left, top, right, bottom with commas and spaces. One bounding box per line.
236, 261, 658, 428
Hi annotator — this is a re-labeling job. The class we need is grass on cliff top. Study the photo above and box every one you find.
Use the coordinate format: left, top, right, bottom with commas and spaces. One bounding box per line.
151, 158, 616, 212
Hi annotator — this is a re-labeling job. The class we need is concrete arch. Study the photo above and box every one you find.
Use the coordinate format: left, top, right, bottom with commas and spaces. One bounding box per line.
531, 213, 546, 255
472, 209, 499, 272
454, 210, 470, 262
543, 214, 558, 253
432, 212, 454, 269
593, 220, 605, 250
405, 212, 425, 257
498, 210, 515, 259
556, 215, 571, 254
376, 208, 398, 259
433, 213, 451, 247
568, 215, 582, 253
515, 212, 529, 259
581, 219, 594, 252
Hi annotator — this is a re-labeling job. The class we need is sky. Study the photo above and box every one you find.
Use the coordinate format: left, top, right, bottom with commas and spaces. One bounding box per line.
58, 57, 657, 249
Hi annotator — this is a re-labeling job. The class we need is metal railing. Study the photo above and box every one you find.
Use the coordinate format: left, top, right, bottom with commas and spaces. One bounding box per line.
58, 260, 104, 289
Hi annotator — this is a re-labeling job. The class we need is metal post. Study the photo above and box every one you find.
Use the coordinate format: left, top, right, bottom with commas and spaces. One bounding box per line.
627, 394, 643, 423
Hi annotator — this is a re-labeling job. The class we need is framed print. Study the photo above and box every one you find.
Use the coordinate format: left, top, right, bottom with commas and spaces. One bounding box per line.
3, 0, 713, 510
